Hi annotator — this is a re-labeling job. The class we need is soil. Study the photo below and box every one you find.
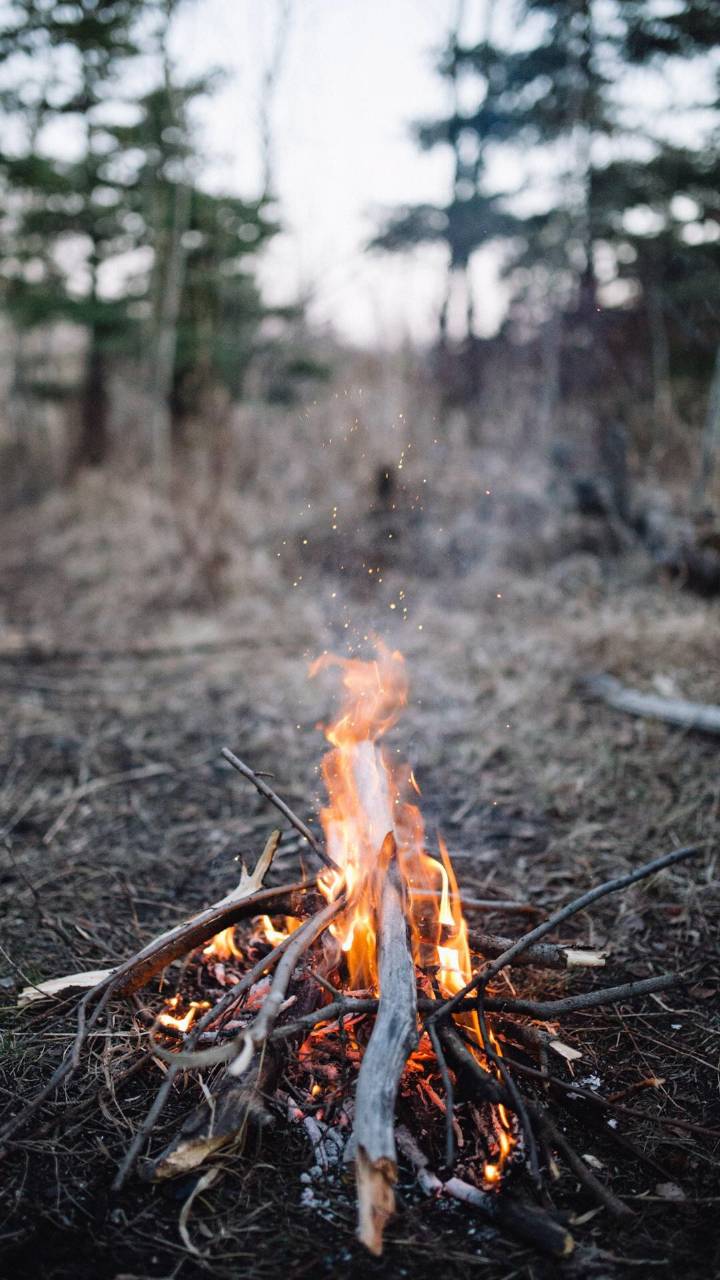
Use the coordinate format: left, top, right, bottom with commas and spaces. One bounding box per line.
1, 451, 719, 1280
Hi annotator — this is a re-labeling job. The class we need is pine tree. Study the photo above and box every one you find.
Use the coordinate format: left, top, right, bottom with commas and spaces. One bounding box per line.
373, 21, 516, 349
0, 1, 152, 468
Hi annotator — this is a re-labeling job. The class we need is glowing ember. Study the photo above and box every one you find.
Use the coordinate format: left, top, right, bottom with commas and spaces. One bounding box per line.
157, 995, 211, 1033
311, 641, 516, 1183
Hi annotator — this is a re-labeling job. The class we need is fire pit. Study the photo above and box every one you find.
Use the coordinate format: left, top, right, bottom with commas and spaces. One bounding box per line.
5, 644, 702, 1258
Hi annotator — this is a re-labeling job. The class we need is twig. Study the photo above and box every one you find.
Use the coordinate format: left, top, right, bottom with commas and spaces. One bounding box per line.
269, 997, 377, 1040
428, 845, 702, 1024
111, 911, 316, 1190
418, 890, 543, 916
427, 1022, 455, 1168
468, 930, 606, 971
267, 977, 682, 1037
495, 1056, 720, 1140
477, 973, 681, 1019
222, 748, 337, 871
535, 1109, 633, 1220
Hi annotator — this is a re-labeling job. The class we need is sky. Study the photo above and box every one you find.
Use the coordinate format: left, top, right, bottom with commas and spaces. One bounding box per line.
173, 0, 507, 346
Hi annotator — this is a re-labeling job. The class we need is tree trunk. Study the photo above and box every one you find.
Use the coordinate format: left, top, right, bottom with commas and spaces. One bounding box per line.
148, 178, 191, 480
75, 331, 108, 469
694, 344, 720, 508
647, 283, 674, 426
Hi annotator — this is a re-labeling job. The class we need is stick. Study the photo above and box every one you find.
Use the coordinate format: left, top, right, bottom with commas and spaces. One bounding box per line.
353, 837, 418, 1255
111, 912, 318, 1189
427, 1021, 456, 1168
1, 835, 302, 1148
396, 1127, 574, 1257
222, 748, 337, 870
478, 973, 681, 1018
584, 675, 720, 736
428, 844, 702, 1024
444, 1179, 575, 1257
152, 897, 347, 1073
416, 890, 543, 916
468, 930, 607, 971
266, 973, 681, 1039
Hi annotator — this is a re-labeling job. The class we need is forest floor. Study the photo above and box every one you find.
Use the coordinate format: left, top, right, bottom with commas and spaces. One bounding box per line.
1, 441, 719, 1280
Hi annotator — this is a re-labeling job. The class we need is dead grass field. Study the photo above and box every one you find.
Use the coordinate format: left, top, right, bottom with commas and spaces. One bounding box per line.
1, 377, 719, 1279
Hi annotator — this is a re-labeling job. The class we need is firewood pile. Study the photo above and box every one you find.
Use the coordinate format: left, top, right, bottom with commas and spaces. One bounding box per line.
2, 647, 704, 1259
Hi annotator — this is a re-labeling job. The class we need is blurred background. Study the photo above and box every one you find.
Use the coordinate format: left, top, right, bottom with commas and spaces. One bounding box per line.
1, 0, 720, 641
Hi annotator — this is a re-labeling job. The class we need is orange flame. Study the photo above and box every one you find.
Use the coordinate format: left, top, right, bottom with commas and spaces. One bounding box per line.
255, 914, 301, 947
203, 927, 243, 962
311, 640, 515, 1182
157, 995, 211, 1033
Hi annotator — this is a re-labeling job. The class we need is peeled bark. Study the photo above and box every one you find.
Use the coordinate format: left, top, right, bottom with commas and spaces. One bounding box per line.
353, 840, 417, 1255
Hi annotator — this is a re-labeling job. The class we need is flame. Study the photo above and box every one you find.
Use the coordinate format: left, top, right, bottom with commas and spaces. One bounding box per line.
157, 995, 211, 1033
255, 914, 300, 947
311, 641, 515, 1183
203, 927, 243, 962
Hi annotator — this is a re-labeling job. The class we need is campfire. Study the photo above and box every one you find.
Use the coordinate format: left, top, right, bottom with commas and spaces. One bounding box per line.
6, 644, 702, 1258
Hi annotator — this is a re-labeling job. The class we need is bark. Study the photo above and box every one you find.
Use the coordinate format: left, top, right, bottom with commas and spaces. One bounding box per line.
353, 841, 418, 1255
695, 344, 720, 507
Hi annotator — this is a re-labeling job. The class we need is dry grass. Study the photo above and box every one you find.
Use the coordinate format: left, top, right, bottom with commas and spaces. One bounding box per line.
1, 359, 719, 1279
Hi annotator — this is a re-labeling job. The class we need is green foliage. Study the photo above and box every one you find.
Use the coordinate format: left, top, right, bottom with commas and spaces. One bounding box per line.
0, 0, 301, 465
376, 0, 720, 394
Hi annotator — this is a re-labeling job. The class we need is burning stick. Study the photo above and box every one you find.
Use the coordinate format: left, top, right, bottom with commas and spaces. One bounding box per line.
353, 835, 418, 1255
396, 1128, 574, 1257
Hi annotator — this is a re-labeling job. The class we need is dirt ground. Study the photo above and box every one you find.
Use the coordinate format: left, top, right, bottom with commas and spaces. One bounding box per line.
1, 423, 719, 1280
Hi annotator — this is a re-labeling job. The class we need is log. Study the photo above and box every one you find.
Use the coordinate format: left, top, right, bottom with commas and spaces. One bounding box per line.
584, 674, 720, 736
353, 836, 418, 1255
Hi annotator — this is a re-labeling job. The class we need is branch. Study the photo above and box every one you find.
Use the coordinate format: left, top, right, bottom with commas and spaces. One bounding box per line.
428, 844, 702, 1024
584, 675, 720, 736
222, 748, 337, 870
468, 929, 607, 971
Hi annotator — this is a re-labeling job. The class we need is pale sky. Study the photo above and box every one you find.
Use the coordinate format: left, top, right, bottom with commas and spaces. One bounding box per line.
7, 0, 712, 348
174, 0, 507, 345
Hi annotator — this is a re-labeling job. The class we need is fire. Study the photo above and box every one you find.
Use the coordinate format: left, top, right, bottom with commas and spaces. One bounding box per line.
255, 914, 300, 946
311, 641, 515, 1182
157, 994, 211, 1033
203, 927, 243, 961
